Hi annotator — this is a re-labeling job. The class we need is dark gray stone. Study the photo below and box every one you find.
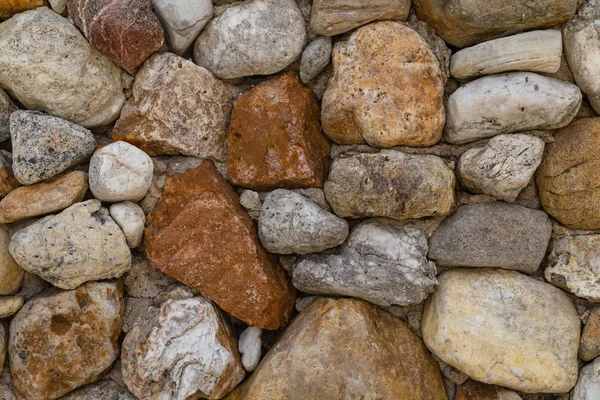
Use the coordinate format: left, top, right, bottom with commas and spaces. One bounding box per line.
0, 89, 16, 142
60, 380, 135, 400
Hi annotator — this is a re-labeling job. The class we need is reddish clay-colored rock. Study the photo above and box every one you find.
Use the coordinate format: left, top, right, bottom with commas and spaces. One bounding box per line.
145, 160, 296, 329
68, 0, 164, 74
227, 72, 330, 191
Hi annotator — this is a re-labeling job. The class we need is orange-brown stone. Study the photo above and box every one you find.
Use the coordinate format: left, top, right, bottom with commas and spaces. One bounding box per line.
0, 0, 46, 20
145, 160, 296, 329
0, 152, 19, 198
227, 72, 330, 191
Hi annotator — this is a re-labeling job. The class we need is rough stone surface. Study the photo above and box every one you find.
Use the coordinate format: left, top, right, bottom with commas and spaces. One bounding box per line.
0, 296, 23, 318
299, 36, 331, 84
239, 190, 261, 220
0, 225, 23, 296
324, 150, 455, 220
422, 268, 580, 393
227, 72, 330, 190
580, 307, 600, 361
0, 151, 19, 198
0, 7, 126, 128
322, 22, 445, 148
258, 189, 348, 254
89, 141, 153, 202
10, 111, 97, 185
194, 0, 306, 79
9, 281, 124, 400
113, 53, 233, 161
457, 134, 545, 202
0, 0, 46, 19
48, 0, 66, 13
456, 380, 523, 400
0, 171, 88, 224
109, 202, 146, 248
413, 0, 577, 47
123, 252, 176, 299
0, 89, 16, 143
231, 298, 448, 400
239, 327, 261, 372
68, 0, 164, 74
60, 380, 135, 400
293, 218, 437, 307
428, 203, 552, 273
573, 357, 600, 400
145, 161, 295, 330
445, 72, 581, 144
9, 200, 131, 290
537, 118, 600, 230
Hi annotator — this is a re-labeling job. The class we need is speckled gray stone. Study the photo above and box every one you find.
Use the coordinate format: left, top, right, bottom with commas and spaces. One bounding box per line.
60, 380, 135, 400
573, 357, 600, 400
300, 36, 331, 83
0, 89, 16, 143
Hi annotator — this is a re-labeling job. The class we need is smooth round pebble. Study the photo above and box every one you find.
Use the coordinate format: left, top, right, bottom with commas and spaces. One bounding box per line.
109, 201, 146, 248
239, 326, 262, 372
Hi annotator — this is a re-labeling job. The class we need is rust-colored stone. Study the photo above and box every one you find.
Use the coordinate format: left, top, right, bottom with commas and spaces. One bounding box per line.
227, 72, 330, 191
145, 160, 296, 329
0, 152, 19, 198
0, 0, 45, 19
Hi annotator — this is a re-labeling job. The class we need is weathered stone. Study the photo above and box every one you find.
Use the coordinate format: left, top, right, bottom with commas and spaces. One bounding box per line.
299, 36, 331, 84
123, 252, 176, 299
10, 111, 96, 185
227, 72, 330, 190
0, 0, 46, 19
0, 89, 16, 143
428, 203, 552, 273
9, 200, 131, 290
60, 380, 135, 400
0, 171, 88, 224
573, 357, 600, 400
0, 225, 23, 296
239, 327, 261, 372
112, 53, 232, 161
537, 118, 600, 230
310, 0, 410, 36
9, 281, 124, 400
422, 268, 580, 393
0, 296, 23, 318
232, 298, 448, 399
413, 0, 577, 47
580, 307, 600, 361
445, 72, 581, 144
145, 161, 295, 330
0, 151, 19, 198
239, 190, 261, 220
152, 0, 212, 55
193, 0, 306, 79
322, 22, 444, 148
457, 134, 545, 202
0, 7, 126, 128
15, 272, 49, 301
324, 150, 455, 220
68, 0, 164, 74
258, 189, 348, 255
48, 0, 66, 13
456, 380, 523, 400
109, 202, 146, 248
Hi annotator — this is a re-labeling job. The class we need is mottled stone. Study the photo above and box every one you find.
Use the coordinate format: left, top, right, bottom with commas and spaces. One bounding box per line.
0, 0, 46, 19
324, 150, 455, 220
123, 252, 176, 299
109, 202, 146, 248
152, 0, 212, 55
580, 307, 600, 361
0, 151, 19, 198
232, 298, 448, 399
0, 296, 23, 318
239, 190, 261, 220
194, 0, 306, 79
456, 380, 523, 400
60, 380, 135, 400
68, 0, 164, 74
145, 161, 295, 330
227, 72, 330, 190
422, 268, 580, 393
322, 22, 444, 148
0, 7, 126, 128
9, 200, 131, 290
299, 36, 331, 84
573, 357, 600, 400
239, 327, 261, 372
48, 0, 66, 13
0, 89, 16, 142
0, 225, 23, 296
113, 53, 232, 161
9, 281, 124, 400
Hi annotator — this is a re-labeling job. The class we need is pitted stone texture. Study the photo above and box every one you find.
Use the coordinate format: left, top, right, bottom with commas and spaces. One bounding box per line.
0, 151, 19, 198
9, 200, 131, 290
0, 7, 126, 128
0, 89, 16, 143
322, 22, 445, 148
60, 380, 135, 400
299, 36, 331, 84
239, 327, 261, 372
580, 307, 600, 361
109, 202, 146, 248
113, 53, 232, 161
422, 268, 580, 394
9, 281, 124, 400
123, 252, 176, 299
0, 225, 23, 296
573, 357, 600, 400
445, 72, 581, 144
324, 150, 455, 221
0, 0, 46, 19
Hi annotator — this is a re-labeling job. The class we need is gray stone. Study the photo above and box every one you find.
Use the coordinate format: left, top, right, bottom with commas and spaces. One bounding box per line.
10, 111, 97, 185
428, 203, 552, 273
0, 89, 16, 143
258, 189, 348, 255
293, 218, 437, 307
48, 0, 68, 13
194, 0, 306, 79
15, 272, 48, 301
60, 380, 135, 400
0, 296, 23, 318
0, 7, 126, 128
239, 327, 262, 372
573, 357, 600, 400
9, 200, 131, 290
0, 225, 23, 296
123, 252, 176, 299
239, 190, 261, 220
299, 36, 331, 83
109, 202, 146, 248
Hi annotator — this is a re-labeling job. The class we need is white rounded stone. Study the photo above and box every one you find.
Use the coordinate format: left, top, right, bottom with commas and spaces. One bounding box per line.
239, 327, 262, 372
573, 357, 600, 400
109, 201, 146, 248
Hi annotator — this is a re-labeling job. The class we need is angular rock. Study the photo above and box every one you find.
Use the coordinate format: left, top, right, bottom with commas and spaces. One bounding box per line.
413, 0, 577, 47
9, 200, 131, 290
0, 151, 19, 198
9, 281, 124, 400
0, 171, 88, 224
60, 381, 135, 400
258, 189, 348, 254
0, 7, 125, 128
324, 150, 455, 220
322, 22, 445, 148
123, 252, 176, 299
0, 0, 46, 19
537, 118, 600, 229
0, 296, 23, 318
11, 111, 96, 185
227, 72, 330, 190
299, 36, 331, 84
457, 134, 545, 202
0, 225, 23, 295
445, 72, 581, 144
239, 327, 262, 372
310, 0, 410, 36
109, 202, 146, 248
456, 380, 523, 400
68, 0, 164, 74
112, 53, 232, 161
0, 89, 16, 143
145, 161, 295, 330
193, 0, 306, 79
573, 357, 600, 400
89, 141, 153, 202
580, 307, 600, 361
232, 298, 448, 399
422, 268, 580, 393
428, 203, 552, 273
451, 30, 562, 80
239, 190, 261, 220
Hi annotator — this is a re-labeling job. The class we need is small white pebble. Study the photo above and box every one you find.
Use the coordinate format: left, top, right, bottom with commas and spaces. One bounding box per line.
239, 326, 262, 372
